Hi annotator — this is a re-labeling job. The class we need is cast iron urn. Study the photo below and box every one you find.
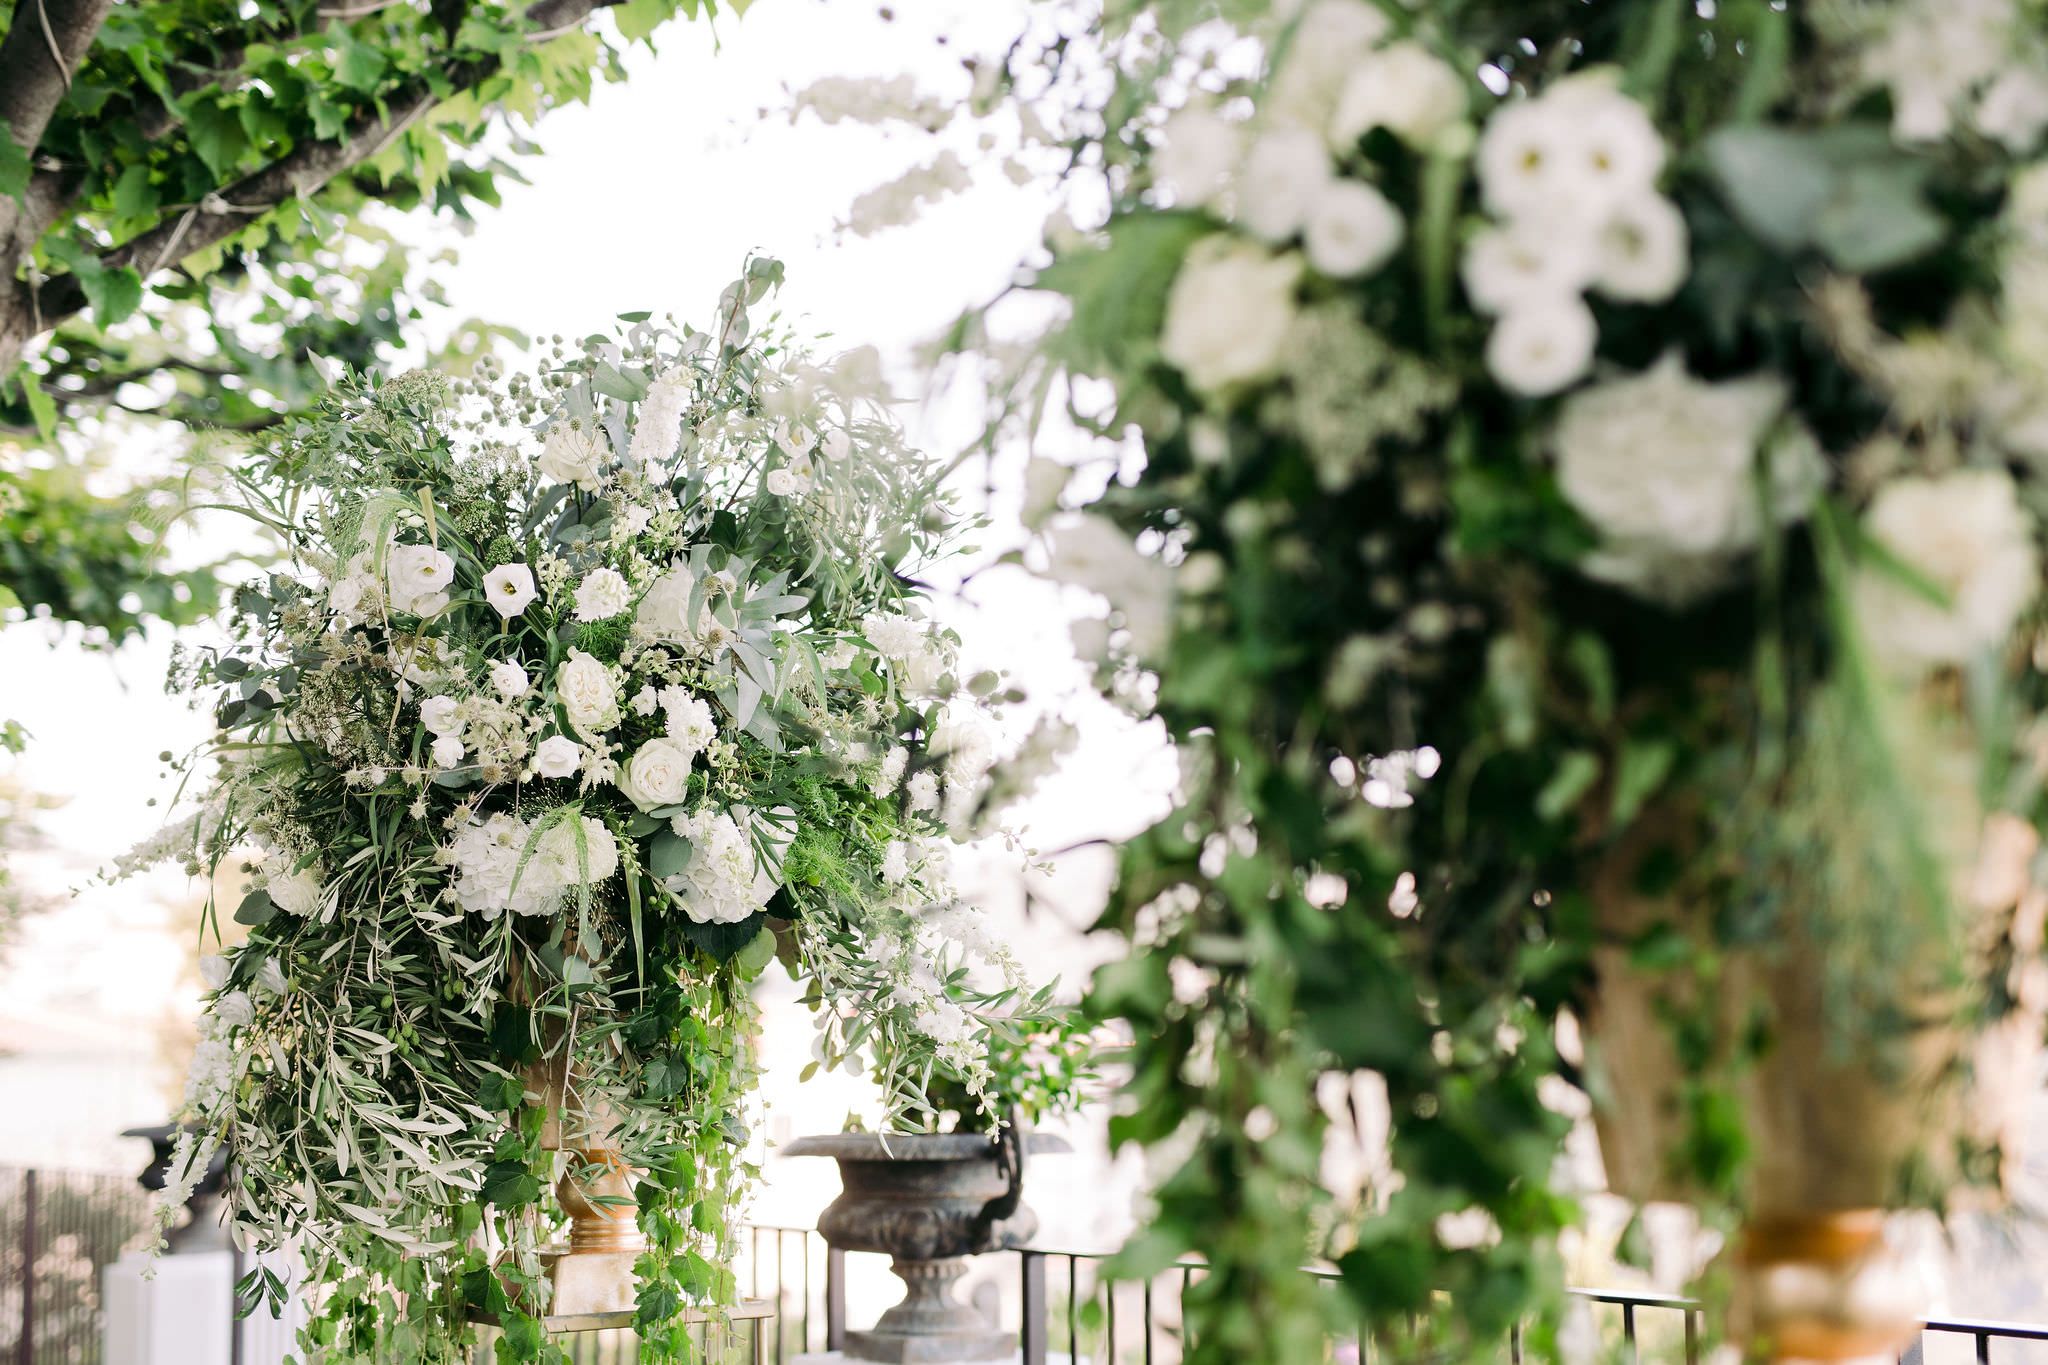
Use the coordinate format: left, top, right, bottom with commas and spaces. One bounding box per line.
785, 1127, 1069, 1363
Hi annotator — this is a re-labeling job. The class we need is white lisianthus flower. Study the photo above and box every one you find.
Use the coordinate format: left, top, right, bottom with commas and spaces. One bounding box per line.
1462, 219, 1599, 315
1546, 78, 1665, 212
262, 852, 325, 917
254, 956, 288, 997
1485, 297, 1598, 397
1156, 105, 1243, 207
1478, 78, 1663, 223
430, 735, 466, 770
538, 422, 609, 491
1160, 237, 1300, 394
1594, 194, 1690, 303
665, 808, 778, 924
483, 563, 537, 620
327, 552, 378, 619
629, 375, 691, 465
1855, 469, 2039, 671
1330, 41, 1468, 151
659, 688, 717, 750
1553, 355, 1823, 605
573, 568, 631, 622
1304, 180, 1405, 279
1476, 98, 1580, 221
766, 466, 812, 497
821, 427, 853, 462
419, 695, 462, 737
532, 735, 583, 779
386, 544, 454, 617
618, 736, 699, 811
1236, 125, 1331, 243
489, 660, 530, 700
555, 649, 619, 740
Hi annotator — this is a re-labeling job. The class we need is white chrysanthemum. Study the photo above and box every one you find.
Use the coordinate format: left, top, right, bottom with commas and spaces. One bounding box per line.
573, 567, 631, 622
1554, 355, 1823, 605
1594, 194, 1690, 303
538, 422, 609, 491
1329, 41, 1467, 151
1155, 105, 1243, 207
554, 649, 619, 740
1235, 125, 1331, 243
1485, 297, 1597, 397
1461, 218, 1599, 316
1855, 469, 2039, 671
534, 815, 620, 890
628, 375, 690, 465
1160, 236, 1300, 394
483, 563, 537, 620
1304, 180, 1404, 279
665, 809, 778, 924
386, 544, 453, 617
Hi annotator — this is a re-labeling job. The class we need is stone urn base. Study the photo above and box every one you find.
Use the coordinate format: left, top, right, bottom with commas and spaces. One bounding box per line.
784, 1130, 1069, 1364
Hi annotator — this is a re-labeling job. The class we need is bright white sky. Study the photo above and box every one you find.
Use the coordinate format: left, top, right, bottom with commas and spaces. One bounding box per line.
0, 0, 1171, 1244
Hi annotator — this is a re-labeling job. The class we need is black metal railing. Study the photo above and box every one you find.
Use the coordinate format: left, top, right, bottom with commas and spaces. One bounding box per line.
0, 1166, 156, 1365
738, 1225, 2048, 1365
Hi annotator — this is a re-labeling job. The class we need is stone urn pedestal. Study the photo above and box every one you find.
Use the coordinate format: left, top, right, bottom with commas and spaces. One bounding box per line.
785, 1130, 1069, 1363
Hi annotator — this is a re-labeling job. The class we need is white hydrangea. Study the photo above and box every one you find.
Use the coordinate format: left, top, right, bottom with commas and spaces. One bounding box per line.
489, 659, 530, 699
445, 812, 618, 919
665, 808, 779, 924
1854, 468, 2039, 671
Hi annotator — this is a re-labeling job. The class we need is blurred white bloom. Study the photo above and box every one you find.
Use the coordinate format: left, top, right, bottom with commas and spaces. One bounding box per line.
386, 544, 453, 617
789, 72, 953, 132
537, 422, 608, 491
555, 649, 619, 739
636, 564, 707, 646
1977, 65, 2048, 151
820, 639, 857, 670
1236, 125, 1331, 243
618, 736, 698, 811
1160, 237, 1300, 393
821, 427, 854, 462
254, 955, 288, 998
532, 735, 583, 780
1485, 297, 1597, 397
882, 839, 911, 884
215, 991, 255, 1030
846, 150, 973, 236
1462, 218, 1599, 315
1021, 456, 1071, 529
872, 746, 910, 797
489, 659, 530, 699
1070, 616, 1112, 664
419, 695, 461, 738
483, 562, 536, 620
1304, 180, 1405, 278
1478, 77, 1662, 222
1594, 193, 1690, 302
628, 375, 690, 465
1855, 468, 2038, 670
199, 954, 229, 990
1156, 105, 1243, 207
1330, 41, 1467, 151
1268, 0, 1391, 130
1554, 355, 1822, 604
906, 770, 940, 812
766, 460, 814, 497
1045, 513, 1177, 657
430, 735, 465, 770
573, 567, 631, 622
1862, 0, 2013, 143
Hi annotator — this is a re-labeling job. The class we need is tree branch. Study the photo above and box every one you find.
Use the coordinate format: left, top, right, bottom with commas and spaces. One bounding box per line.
0, 0, 118, 153
15, 0, 622, 352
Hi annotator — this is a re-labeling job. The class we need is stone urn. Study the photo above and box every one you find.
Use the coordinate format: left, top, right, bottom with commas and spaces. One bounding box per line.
124, 1123, 230, 1253
785, 1128, 1070, 1363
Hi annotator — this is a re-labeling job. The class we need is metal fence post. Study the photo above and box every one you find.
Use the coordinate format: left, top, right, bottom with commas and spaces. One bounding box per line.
1020, 1251, 1047, 1365
17, 1169, 34, 1365
824, 1246, 846, 1351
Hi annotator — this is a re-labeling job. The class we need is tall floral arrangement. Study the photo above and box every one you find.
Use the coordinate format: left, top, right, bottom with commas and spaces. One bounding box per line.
817, 0, 2048, 1358
124, 261, 1063, 1362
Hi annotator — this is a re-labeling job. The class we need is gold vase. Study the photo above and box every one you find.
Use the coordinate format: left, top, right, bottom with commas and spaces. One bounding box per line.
526, 1052, 646, 1315
1729, 1211, 1924, 1362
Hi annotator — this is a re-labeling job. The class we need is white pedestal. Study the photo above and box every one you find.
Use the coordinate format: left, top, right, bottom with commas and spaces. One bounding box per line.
103, 1251, 233, 1365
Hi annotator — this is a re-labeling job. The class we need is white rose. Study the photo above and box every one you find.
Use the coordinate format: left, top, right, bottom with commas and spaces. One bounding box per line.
1485, 297, 1597, 397
532, 735, 583, 780
635, 565, 702, 645
1235, 125, 1330, 243
1594, 194, 1690, 303
1461, 218, 1599, 315
1330, 42, 1467, 151
1555, 355, 1824, 605
618, 736, 699, 811
489, 660, 530, 699
1156, 105, 1243, 208
386, 544, 454, 617
1160, 237, 1300, 394
573, 567, 632, 622
538, 422, 609, 491
215, 990, 255, 1029
484, 563, 537, 620
1303, 180, 1404, 279
555, 649, 619, 740
1855, 469, 2038, 672
430, 735, 466, 770
765, 467, 804, 497
419, 695, 462, 737
1976, 66, 2048, 153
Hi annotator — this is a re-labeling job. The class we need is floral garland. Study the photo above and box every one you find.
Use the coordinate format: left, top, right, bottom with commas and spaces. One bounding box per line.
126, 261, 1069, 1361
810, 0, 2048, 1358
